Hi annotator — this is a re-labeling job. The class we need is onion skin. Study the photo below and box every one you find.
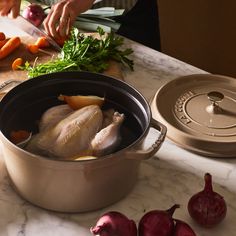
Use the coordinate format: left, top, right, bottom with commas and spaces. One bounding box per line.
188, 173, 227, 228
138, 204, 180, 236
22, 4, 46, 27
90, 211, 137, 236
173, 219, 197, 236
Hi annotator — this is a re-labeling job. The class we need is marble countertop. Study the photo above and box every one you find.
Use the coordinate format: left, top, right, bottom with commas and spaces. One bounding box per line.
0, 17, 236, 236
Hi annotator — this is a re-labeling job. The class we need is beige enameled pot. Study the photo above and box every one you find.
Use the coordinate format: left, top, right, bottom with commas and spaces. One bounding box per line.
0, 72, 166, 212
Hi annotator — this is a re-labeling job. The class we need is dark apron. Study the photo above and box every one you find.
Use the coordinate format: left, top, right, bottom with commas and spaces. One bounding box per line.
115, 0, 160, 51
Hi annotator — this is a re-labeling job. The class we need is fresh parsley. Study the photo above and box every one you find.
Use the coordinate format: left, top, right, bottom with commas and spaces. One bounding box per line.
24, 27, 134, 78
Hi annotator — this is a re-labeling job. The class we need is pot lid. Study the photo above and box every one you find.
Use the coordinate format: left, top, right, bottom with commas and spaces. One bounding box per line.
151, 74, 236, 158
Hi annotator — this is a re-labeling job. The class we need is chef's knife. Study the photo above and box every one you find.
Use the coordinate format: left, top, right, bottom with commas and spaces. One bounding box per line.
4, 15, 61, 51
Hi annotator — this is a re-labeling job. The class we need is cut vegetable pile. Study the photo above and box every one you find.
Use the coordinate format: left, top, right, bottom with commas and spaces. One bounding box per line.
23, 27, 134, 78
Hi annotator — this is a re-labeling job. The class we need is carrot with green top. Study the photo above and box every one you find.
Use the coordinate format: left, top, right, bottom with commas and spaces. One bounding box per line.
0, 36, 21, 60
12, 57, 23, 70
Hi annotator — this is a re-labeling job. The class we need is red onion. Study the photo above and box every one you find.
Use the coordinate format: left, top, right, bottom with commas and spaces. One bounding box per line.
173, 219, 197, 236
138, 204, 180, 236
90, 211, 137, 236
22, 4, 46, 27
188, 173, 227, 228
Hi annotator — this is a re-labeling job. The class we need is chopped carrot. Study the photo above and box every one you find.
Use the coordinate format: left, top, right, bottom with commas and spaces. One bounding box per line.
27, 44, 39, 54
12, 57, 23, 70
0, 36, 21, 60
0, 32, 6, 41
10, 130, 31, 144
0, 38, 9, 49
35, 36, 50, 48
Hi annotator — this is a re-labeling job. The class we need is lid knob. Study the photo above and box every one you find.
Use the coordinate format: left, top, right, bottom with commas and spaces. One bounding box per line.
206, 91, 224, 114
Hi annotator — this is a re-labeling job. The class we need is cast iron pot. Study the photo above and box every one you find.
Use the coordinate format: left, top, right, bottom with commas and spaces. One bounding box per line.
0, 71, 166, 213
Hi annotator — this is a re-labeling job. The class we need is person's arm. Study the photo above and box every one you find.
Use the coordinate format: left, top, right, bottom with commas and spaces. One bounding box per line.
0, 0, 21, 18
43, 0, 95, 39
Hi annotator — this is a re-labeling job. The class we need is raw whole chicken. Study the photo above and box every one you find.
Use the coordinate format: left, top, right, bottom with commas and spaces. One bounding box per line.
26, 104, 125, 160
39, 104, 73, 131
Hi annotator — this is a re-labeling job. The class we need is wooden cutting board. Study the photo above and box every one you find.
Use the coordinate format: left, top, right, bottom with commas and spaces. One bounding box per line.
0, 35, 123, 84
0, 36, 56, 83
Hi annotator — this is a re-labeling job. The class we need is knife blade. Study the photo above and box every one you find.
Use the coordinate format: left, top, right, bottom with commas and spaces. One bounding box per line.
4, 15, 61, 51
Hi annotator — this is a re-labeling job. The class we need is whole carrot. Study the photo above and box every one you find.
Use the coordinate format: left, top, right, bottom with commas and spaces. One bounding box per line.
0, 36, 21, 60
0, 38, 9, 49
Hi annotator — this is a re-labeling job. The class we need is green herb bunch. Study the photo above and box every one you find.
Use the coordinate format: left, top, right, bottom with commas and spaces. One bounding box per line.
24, 27, 134, 78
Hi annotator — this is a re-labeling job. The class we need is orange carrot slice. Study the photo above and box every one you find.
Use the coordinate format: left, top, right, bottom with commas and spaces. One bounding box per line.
10, 130, 31, 144
27, 44, 39, 54
35, 36, 50, 48
58, 94, 105, 110
12, 57, 23, 70
0, 36, 21, 59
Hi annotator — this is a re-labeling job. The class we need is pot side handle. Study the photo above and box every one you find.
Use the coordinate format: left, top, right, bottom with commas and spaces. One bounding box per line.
0, 80, 22, 101
125, 118, 167, 160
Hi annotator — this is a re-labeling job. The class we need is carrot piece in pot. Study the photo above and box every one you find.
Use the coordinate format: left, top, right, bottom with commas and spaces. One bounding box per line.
10, 130, 31, 144
0, 36, 21, 59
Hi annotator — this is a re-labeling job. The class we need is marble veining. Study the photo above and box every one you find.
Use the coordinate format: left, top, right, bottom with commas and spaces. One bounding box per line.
0, 150, 236, 236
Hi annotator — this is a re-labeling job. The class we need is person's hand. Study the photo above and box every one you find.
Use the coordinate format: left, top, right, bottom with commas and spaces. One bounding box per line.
0, 0, 21, 18
43, 0, 95, 39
